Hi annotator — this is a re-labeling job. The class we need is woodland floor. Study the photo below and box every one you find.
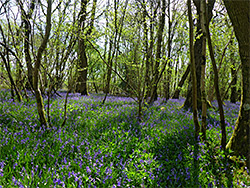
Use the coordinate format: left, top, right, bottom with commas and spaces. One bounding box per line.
0, 90, 249, 187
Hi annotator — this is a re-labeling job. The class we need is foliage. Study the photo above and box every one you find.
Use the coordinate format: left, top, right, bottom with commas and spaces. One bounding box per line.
0, 90, 249, 187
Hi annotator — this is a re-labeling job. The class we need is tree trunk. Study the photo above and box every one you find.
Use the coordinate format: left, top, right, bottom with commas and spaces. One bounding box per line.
230, 54, 237, 103
184, 0, 215, 110
33, 0, 52, 127
200, 0, 207, 141
143, 0, 150, 99
188, 0, 200, 140
172, 64, 190, 99
223, 0, 250, 169
76, 0, 96, 95
18, 0, 36, 89
149, 0, 166, 104
0, 25, 22, 102
76, 0, 88, 95
165, 0, 172, 100
205, 0, 226, 151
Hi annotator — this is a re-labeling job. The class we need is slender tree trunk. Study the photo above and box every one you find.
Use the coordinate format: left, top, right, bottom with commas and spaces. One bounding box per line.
18, 0, 36, 89
205, 1, 226, 151
222, 64, 241, 102
223, 0, 250, 170
0, 52, 22, 102
33, 0, 52, 127
165, 0, 172, 100
0, 25, 22, 102
172, 64, 190, 99
105, 0, 128, 95
230, 52, 237, 103
188, 0, 200, 140
76, 0, 88, 95
149, 0, 166, 104
208, 31, 234, 101
143, 0, 150, 100
200, 0, 207, 141
184, 0, 215, 110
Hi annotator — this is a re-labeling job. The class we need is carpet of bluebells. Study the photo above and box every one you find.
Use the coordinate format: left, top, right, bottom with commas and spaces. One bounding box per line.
0, 90, 249, 187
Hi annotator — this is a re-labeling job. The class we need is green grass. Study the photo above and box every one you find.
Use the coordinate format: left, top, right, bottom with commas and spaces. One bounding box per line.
0, 90, 249, 187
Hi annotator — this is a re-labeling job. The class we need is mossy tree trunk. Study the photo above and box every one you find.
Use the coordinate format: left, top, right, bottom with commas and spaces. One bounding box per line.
223, 0, 250, 169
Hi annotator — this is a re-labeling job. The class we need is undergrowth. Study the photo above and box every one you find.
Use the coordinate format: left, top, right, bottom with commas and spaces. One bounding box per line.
0, 90, 249, 187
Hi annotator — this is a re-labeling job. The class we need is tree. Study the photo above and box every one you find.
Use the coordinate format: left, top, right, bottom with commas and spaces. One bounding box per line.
0, 24, 22, 102
17, 0, 36, 89
183, 0, 215, 110
223, 0, 250, 169
33, 0, 52, 126
187, 0, 199, 140
203, 0, 226, 150
149, 0, 166, 103
76, 0, 97, 95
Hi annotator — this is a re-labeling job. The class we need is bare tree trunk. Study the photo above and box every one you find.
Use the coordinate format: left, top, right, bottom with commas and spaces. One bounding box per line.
184, 0, 215, 110
205, 1, 226, 151
172, 64, 190, 99
149, 0, 166, 104
188, 0, 200, 140
200, 0, 207, 141
230, 50, 238, 103
0, 25, 22, 102
104, 0, 128, 95
18, 0, 36, 89
142, 0, 150, 100
33, 0, 52, 127
76, 0, 97, 95
165, 0, 173, 100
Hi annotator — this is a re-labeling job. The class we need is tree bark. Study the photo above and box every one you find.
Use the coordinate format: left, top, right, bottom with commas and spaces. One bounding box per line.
18, 0, 36, 89
76, 0, 96, 95
184, 0, 215, 110
205, 0, 226, 151
223, 0, 250, 169
200, 0, 207, 141
33, 0, 52, 127
172, 64, 190, 99
0, 25, 22, 102
188, 0, 200, 140
165, 0, 172, 100
230, 51, 237, 103
149, 0, 166, 104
